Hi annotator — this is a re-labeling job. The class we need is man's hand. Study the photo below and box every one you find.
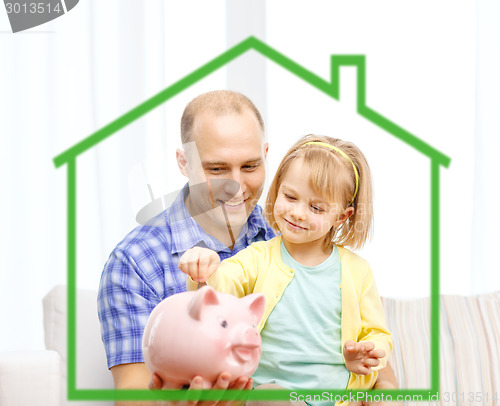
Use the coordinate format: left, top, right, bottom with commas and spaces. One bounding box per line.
178, 247, 220, 283
343, 340, 385, 376
111, 363, 252, 406
150, 371, 253, 406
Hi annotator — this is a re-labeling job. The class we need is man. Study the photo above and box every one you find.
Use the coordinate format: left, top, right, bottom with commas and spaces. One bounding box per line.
97, 90, 399, 406
98, 91, 272, 405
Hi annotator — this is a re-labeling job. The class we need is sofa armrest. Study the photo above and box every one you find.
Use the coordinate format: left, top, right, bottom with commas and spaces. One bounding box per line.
0, 350, 62, 406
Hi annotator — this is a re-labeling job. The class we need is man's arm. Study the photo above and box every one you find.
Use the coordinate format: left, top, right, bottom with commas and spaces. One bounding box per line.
360, 362, 401, 406
111, 363, 157, 406
111, 362, 151, 389
350, 362, 400, 406
372, 361, 399, 390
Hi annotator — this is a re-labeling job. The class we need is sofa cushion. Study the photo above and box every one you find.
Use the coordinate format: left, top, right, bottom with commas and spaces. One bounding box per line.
383, 291, 500, 402
0, 350, 61, 406
43, 286, 114, 393
43, 284, 500, 405
43, 286, 67, 375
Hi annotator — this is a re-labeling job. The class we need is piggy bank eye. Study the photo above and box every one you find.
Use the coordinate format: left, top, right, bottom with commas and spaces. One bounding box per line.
220, 320, 228, 328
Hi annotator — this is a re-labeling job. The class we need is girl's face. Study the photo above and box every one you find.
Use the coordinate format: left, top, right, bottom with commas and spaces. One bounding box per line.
273, 158, 351, 249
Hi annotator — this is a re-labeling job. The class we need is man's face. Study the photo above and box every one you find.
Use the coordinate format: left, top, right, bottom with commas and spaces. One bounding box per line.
179, 109, 267, 235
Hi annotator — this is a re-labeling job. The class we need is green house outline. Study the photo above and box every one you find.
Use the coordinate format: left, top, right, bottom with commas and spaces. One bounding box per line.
53, 36, 450, 403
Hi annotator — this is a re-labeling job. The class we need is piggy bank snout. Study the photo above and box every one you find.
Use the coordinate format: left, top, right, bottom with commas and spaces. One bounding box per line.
231, 325, 261, 348
243, 327, 260, 347
230, 326, 261, 364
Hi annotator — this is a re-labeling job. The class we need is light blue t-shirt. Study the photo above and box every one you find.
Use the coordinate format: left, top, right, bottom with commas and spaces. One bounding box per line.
252, 241, 349, 390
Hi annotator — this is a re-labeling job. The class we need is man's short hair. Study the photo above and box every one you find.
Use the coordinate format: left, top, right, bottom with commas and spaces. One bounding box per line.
180, 90, 265, 144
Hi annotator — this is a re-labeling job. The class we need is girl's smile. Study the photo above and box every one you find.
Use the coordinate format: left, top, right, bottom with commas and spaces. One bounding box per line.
283, 218, 308, 231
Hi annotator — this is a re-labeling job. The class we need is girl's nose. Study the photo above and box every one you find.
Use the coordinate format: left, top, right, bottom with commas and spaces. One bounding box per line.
290, 202, 306, 220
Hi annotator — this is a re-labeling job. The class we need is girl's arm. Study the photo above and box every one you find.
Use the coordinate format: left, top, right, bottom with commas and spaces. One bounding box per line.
341, 250, 392, 375
180, 245, 262, 298
355, 267, 392, 371
361, 272, 392, 355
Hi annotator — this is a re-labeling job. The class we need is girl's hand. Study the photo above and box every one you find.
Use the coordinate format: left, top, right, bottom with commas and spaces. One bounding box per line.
178, 247, 220, 283
343, 340, 386, 376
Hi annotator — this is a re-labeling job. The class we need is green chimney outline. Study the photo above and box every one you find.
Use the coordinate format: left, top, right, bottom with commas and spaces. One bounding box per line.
53, 36, 447, 402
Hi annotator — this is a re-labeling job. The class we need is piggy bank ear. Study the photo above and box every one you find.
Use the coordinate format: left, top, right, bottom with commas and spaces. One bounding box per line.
188, 286, 220, 321
241, 293, 266, 325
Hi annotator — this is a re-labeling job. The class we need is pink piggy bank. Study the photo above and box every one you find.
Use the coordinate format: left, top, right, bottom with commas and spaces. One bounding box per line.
142, 286, 265, 388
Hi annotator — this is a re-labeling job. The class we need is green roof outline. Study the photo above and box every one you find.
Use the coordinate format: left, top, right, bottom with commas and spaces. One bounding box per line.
53, 35, 447, 402
54, 36, 450, 168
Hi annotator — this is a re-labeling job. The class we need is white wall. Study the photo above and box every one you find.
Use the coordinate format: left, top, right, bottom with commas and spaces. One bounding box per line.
263, 0, 476, 299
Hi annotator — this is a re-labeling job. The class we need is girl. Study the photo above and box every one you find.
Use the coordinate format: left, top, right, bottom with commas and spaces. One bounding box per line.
179, 134, 392, 398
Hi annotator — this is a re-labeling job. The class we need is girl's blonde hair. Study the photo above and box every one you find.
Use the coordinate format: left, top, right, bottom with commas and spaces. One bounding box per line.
265, 134, 373, 251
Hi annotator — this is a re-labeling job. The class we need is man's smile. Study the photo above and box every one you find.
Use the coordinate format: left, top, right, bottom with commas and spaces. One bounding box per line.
218, 197, 248, 210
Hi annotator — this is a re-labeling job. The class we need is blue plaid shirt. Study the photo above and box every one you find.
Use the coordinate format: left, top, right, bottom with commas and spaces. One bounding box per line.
97, 185, 275, 368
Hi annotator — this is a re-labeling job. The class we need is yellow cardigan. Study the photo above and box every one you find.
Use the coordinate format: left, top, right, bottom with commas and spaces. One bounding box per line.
187, 236, 392, 392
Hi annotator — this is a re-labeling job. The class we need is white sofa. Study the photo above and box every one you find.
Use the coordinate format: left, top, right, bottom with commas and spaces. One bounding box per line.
0, 286, 114, 406
1, 286, 499, 406
382, 292, 500, 405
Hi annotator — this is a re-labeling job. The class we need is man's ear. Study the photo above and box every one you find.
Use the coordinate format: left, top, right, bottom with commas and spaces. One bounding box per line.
176, 149, 189, 177
335, 206, 355, 228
